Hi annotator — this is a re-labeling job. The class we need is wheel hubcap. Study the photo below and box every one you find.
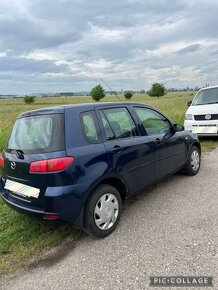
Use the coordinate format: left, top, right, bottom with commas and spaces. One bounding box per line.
94, 193, 119, 230
191, 150, 200, 171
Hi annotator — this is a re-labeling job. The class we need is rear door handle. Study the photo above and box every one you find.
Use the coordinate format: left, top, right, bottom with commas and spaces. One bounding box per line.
111, 145, 123, 153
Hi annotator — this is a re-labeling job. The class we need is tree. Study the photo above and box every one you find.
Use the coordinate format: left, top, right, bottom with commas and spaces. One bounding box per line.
124, 91, 133, 100
147, 83, 166, 97
24, 96, 35, 104
90, 84, 105, 102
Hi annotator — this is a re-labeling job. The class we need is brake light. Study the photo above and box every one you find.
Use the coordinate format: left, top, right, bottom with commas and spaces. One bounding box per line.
0, 155, 4, 168
29, 157, 74, 173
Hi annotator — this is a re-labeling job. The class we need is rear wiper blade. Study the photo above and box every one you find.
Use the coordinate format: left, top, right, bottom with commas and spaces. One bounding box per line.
16, 150, 24, 159
5, 148, 24, 159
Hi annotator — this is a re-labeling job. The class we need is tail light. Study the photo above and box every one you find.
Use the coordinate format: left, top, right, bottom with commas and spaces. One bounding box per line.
30, 157, 74, 173
0, 155, 4, 168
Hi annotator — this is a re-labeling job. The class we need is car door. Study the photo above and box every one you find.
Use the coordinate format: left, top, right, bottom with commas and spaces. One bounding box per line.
132, 106, 186, 180
96, 106, 155, 195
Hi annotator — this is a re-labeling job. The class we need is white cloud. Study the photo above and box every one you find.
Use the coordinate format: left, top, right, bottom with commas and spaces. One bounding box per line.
0, 0, 218, 93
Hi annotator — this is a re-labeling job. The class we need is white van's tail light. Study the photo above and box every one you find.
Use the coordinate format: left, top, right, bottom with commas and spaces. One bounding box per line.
0, 155, 4, 168
29, 157, 74, 173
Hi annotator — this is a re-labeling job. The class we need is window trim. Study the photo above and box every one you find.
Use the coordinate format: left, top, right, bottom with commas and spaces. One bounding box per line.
80, 111, 101, 144
100, 110, 116, 141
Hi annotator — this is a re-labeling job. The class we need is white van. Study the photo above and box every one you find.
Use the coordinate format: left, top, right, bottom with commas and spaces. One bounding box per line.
184, 86, 218, 136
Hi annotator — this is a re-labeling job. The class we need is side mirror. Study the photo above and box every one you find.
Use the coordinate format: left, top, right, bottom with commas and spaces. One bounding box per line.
187, 100, 192, 106
174, 124, 184, 132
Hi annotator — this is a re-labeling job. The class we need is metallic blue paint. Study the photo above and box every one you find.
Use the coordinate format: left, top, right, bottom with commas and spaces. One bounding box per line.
0, 102, 200, 229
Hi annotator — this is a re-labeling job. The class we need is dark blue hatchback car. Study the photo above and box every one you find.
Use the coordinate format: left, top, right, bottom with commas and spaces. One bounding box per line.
0, 102, 201, 237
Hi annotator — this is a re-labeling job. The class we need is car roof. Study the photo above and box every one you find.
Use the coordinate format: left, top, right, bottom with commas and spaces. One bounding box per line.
19, 102, 150, 117
199, 85, 218, 91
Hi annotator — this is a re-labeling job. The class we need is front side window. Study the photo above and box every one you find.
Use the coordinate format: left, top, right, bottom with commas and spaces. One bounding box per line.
81, 112, 99, 143
134, 107, 171, 135
101, 108, 138, 140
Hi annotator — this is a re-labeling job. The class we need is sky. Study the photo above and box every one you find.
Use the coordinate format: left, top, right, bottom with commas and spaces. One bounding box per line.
0, 0, 218, 94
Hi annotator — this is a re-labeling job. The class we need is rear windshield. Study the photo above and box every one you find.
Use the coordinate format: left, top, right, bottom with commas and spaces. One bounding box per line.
8, 114, 65, 154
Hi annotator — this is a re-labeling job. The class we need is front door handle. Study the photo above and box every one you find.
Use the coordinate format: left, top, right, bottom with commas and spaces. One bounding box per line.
154, 138, 163, 145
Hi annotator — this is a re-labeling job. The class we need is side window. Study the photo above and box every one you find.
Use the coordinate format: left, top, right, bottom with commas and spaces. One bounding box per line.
100, 112, 115, 140
81, 112, 99, 143
134, 107, 172, 135
101, 108, 138, 140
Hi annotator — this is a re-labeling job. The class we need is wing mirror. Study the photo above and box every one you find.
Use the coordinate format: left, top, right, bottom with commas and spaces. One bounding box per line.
174, 124, 184, 132
187, 100, 192, 106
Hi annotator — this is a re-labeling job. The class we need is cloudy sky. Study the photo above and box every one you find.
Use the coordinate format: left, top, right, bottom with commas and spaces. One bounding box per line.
0, 0, 218, 94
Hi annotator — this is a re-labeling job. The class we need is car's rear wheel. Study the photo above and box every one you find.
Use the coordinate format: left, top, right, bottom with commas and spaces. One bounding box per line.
84, 185, 122, 238
183, 145, 201, 175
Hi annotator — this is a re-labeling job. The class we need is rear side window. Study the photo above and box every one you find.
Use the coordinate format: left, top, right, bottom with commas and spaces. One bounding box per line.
81, 112, 100, 143
101, 107, 138, 139
8, 114, 65, 154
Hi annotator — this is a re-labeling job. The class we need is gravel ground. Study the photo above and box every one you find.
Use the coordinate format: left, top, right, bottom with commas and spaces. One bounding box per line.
0, 148, 217, 290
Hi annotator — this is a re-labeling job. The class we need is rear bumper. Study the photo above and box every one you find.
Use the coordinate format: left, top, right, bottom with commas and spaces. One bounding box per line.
0, 178, 85, 229
1, 192, 52, 218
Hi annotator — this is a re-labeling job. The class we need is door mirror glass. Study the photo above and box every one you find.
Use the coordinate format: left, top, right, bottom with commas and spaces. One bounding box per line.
174, 124, 184, 132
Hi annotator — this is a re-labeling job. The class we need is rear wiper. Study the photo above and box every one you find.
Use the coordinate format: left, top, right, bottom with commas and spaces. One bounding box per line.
16, 150, 24, 159
5, 148, 24, 160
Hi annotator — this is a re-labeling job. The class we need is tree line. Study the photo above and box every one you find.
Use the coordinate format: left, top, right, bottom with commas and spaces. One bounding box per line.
23, 82, 167, 104
90, 82, 166, 102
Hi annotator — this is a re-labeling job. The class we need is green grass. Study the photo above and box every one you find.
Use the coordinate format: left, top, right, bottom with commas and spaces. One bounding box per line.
0, 92, 217, 275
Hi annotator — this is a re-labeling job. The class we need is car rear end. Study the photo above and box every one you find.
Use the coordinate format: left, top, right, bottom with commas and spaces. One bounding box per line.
0, 108, 79, 223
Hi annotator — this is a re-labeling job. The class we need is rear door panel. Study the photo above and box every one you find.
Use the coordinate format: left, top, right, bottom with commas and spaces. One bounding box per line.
103, 137, 155, 193
96, 106, 155, 194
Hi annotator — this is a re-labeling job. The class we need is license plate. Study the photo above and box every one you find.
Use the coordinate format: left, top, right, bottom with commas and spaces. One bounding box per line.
4, 179, 40, 198
192, 126, 218, 134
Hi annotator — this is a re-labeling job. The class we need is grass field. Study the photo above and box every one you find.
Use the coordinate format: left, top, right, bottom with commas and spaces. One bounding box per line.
0, 92, 217, 275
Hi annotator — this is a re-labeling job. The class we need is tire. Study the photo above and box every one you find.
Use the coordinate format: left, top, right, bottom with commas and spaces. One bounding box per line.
84, 185, 122, 238
182, 145, 201, 175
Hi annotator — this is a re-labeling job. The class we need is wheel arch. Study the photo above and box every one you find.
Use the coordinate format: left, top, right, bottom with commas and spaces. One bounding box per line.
87, 176, 128, 203
191, 141, 201, 154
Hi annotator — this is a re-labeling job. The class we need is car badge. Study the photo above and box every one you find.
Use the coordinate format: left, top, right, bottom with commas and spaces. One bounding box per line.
205, 114, 211, 120
11, 161, 16, 170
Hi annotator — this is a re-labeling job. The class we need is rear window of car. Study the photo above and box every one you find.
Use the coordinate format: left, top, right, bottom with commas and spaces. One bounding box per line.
8, 114, 65, 154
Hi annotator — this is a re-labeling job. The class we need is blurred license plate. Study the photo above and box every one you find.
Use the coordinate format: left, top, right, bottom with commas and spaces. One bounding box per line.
4, 179, 40, 198
192, 126, 218, 134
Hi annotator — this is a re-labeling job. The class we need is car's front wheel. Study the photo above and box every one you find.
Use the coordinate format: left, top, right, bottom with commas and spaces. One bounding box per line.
183, 145, 201, 175
84, 185, 122, 238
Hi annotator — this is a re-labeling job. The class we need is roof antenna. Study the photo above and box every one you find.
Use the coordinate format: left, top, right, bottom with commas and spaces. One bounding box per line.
100, 79, 122, 101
